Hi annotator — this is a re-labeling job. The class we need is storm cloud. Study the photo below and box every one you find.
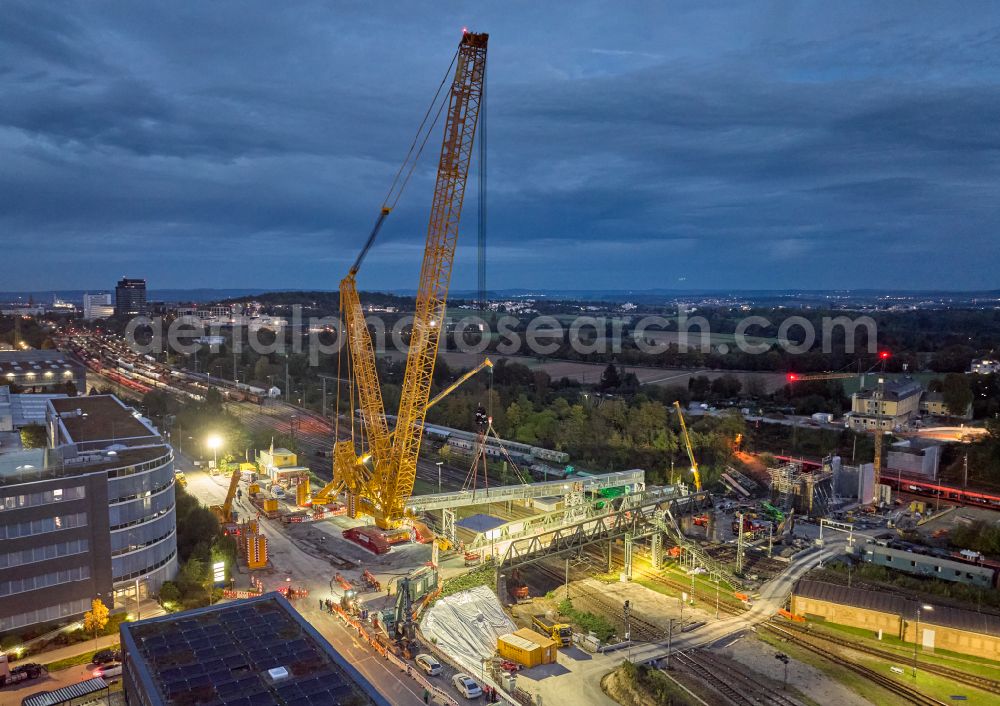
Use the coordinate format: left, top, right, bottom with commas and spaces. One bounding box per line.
1, 1, 998, 291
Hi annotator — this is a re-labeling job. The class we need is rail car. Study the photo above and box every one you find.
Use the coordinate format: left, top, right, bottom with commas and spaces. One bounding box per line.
882, 474, 1000, 510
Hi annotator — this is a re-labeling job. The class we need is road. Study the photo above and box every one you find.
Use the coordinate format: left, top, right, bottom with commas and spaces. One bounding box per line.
515, 536, 849, 706
182, 466, 462, 705
0, 665, 108, 706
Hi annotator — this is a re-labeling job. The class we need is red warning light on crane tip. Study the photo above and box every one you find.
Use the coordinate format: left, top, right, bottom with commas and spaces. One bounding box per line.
879, 351, 891, 359
462, 26, 468, 34
787, 373, 798, 381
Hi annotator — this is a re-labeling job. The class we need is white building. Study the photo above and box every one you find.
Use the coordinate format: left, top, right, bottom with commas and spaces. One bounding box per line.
83, 293, 114, 320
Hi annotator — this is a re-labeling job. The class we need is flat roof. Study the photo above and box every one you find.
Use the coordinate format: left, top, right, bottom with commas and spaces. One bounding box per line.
0, 350, 81, 376
0, 445, 170, 486
50, 395, 156, 444
120, 592, 390, 706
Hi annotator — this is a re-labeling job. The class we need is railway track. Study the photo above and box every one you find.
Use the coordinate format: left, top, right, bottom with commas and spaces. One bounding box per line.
670, 650, 802, 706
527, 561, 667, 642
768, 619, 1000, 696
764, 623, 948, 706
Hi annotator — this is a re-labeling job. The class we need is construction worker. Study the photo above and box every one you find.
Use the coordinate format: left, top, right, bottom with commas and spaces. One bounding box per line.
423, 688, 430, 704
318, 598, 323, 611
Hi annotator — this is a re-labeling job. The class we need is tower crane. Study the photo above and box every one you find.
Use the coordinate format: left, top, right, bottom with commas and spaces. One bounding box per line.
673, 400, 702, 492
325, 32, 489, 528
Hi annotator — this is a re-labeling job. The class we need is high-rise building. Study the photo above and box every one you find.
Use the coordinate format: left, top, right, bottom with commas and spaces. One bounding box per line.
0, 395, 177, 636
83, 292, 114, 320
115, 278, 147, 317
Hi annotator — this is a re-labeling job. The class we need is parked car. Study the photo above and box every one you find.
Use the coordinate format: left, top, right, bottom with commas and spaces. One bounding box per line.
91, 649, 121, 665
93, 662, 123, 679
415, 653, 442, 676
452, 673, 482, 699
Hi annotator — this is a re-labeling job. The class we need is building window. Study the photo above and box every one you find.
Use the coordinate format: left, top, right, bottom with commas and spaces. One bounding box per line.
0, 539, 89, 568
0, 512, 87, 539
0, 565, 91, 597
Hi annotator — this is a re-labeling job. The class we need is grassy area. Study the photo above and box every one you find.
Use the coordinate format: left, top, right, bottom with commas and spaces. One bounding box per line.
804, 619, 1000, 679
854, 651, 993, 704
46, 648, 112, 672
436, 561, 495, 600
558, 599, 615, 642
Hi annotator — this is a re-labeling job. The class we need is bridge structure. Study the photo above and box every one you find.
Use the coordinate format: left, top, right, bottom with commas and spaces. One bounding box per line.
490, 488, 749, 590
404, 469, 646, 513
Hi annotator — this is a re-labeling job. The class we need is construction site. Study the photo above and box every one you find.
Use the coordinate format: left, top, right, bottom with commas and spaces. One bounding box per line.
17, 26, 995, 706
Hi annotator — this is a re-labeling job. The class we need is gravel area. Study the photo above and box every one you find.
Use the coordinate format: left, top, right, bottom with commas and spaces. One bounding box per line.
714, 633, 872, 706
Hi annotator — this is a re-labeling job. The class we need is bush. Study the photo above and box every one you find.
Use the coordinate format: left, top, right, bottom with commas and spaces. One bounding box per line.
158, 581, 181, 605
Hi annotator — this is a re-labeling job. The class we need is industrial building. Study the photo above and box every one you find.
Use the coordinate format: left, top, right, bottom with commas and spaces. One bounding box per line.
887, 439, 942, 480
120, 592, 390, 706
851, 541, 995, 588
115, 277, 147, 318
791, 579, 1000, 661
847, 378, 923, 431
0, 395, 177, 636
0, 351, 86, 395
919, 390, 972, 419
0, 385, 66, 432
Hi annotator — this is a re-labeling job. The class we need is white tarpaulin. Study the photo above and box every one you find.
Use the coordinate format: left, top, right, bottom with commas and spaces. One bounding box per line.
421, 586, 516, 672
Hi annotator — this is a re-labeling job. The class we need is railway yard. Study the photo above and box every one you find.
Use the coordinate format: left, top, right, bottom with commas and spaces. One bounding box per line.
50, 326, 1000, 706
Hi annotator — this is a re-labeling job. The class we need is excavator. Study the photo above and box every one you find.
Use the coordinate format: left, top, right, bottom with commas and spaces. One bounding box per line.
673, 400, 703, 492
309, 31, 490, 528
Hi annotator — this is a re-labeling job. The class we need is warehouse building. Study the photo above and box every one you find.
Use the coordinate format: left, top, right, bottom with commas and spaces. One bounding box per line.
791, 579, 1000, 661
120, 592, 390, 706
0, 351, 86, 395
0, 395, 177, 637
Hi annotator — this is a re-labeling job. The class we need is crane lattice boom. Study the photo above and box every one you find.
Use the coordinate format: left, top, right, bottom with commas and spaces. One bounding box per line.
331, 32, 488, 527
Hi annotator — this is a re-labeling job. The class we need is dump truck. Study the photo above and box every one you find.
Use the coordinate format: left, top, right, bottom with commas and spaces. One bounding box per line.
531, 615, 572, 647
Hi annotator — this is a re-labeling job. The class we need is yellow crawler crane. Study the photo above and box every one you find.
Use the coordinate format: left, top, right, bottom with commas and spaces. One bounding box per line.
322, 32, 488, 528
673, 400, 702, 492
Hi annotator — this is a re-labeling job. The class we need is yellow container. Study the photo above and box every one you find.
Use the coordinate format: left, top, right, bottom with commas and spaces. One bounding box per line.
497, 628, 558, 668
263, 498, 278, 512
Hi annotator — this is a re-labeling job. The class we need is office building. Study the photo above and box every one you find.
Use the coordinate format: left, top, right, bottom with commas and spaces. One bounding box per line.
120, 592, 390, 706
83, 292, 114, 320
115, 278, 147, 318
0, 351, 86, 394
0, 395, 177, 636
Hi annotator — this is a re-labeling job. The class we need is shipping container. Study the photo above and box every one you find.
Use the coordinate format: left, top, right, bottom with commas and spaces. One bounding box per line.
497, 628, 558, 668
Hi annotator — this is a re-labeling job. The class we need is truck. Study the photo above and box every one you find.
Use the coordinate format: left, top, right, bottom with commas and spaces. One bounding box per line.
0, 658, 47, 687
811, 412, 834, 424
532, 615, 573, 647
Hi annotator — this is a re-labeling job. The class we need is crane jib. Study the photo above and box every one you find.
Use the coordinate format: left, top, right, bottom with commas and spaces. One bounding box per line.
335, 32, 489, 527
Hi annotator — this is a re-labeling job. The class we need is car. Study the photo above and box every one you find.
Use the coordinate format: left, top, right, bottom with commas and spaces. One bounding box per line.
452, 673, 482, 699
91, 649, 121, 665
93, 662, 123, 679
415, 654, 442, 676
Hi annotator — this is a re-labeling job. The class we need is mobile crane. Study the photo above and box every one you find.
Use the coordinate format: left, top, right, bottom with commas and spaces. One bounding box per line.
323, 32, 489, 528
210, 465, 242, 529
673, 400, 702, 492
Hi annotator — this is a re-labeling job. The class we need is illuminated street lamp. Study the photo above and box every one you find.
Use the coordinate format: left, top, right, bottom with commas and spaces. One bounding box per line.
912, 604, 933, 678
206, 434, 223, 468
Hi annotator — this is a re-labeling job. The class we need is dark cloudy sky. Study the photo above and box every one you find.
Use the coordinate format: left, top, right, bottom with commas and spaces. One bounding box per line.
3, 1, 999, 292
